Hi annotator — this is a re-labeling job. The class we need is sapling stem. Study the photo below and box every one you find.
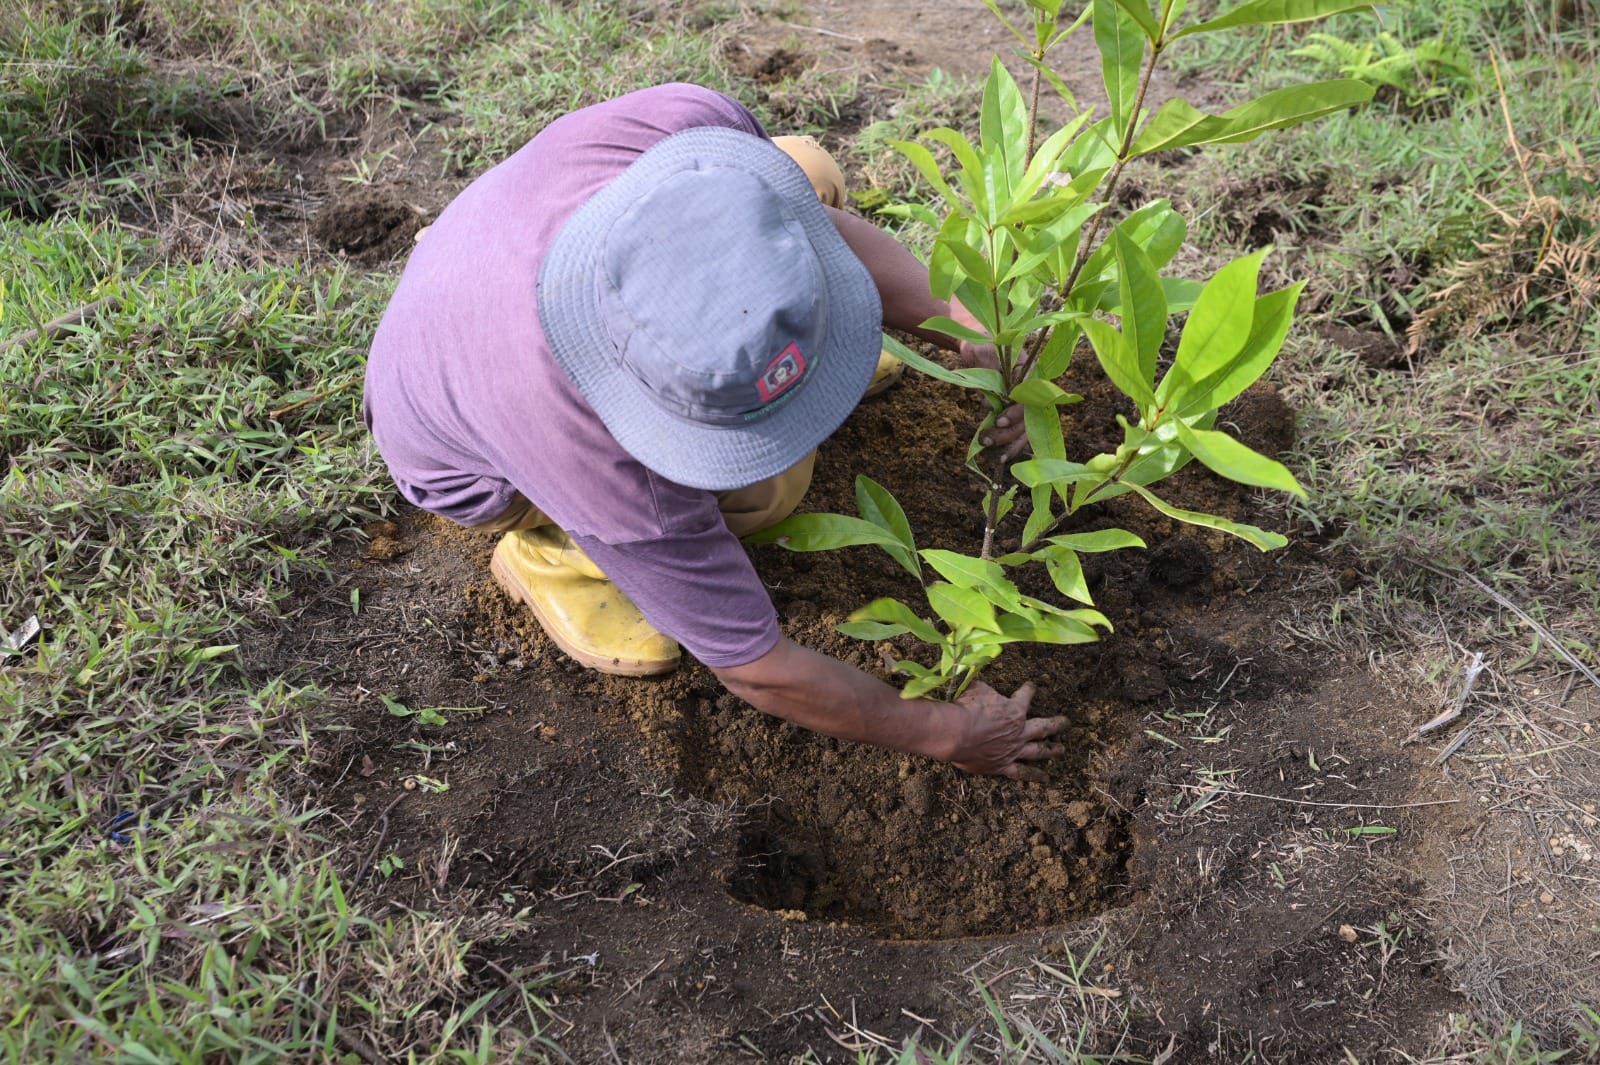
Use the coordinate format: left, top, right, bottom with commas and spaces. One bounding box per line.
1058, 40, 1163, 300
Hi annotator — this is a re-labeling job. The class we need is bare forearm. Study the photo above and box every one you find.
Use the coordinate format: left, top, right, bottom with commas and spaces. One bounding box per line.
713, 637, 962, 761
823, 205, 959, 351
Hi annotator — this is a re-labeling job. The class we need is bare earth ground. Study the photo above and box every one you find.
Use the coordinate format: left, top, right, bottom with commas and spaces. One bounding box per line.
220, 1, 1600, 1061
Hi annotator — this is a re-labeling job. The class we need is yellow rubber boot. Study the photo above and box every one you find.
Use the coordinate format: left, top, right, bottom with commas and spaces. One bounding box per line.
490, 527, 680, 676
863, 347, 904, 398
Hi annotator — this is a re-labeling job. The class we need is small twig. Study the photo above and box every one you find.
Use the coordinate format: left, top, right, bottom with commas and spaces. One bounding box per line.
1436, 726, 1476, 766
780, 21, 863, 43
355, 791, 410, 881
0, 297, 119, 355
1170, 783, 1461, 810
301, 995, 389, 1065
269, 378, 360, 419
1411, 650, 1488, 740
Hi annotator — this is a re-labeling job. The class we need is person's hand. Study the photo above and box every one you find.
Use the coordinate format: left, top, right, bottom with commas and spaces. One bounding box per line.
953, 318, 1029, 461
944, 681, 1066, 781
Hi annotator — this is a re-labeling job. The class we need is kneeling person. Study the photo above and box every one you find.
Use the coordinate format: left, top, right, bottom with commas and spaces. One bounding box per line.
365, 83, 1064, 780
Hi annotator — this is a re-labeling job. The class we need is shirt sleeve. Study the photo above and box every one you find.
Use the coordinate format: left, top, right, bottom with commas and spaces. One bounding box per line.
573, 514, 781, 669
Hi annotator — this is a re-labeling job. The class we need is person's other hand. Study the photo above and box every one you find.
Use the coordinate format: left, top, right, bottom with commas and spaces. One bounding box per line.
945, 681, 1066, 781
954, 322, 1028, 461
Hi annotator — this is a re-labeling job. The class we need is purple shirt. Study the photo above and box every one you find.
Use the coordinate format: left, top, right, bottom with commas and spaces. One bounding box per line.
365, 85, 782, 667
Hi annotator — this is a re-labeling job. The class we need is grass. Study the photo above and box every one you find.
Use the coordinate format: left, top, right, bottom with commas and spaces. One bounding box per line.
0, 217, 573, 1061
4, 0, 1599, 1059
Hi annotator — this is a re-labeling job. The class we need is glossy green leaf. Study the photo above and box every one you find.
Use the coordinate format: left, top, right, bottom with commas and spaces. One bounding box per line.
1172, 421, 1306, 497
921, 551, 1026, 613
927, 128, 988, 217
934, 236, 997, 290
1045, 548, 1093, 604
1035, 320, 1080, 378
1113, 229, 1167, 383
745, 513, 906, 553
1047, 528, 1147, 552
1078, 201, 1187, 288
1109, 0, 1162, 40
1004, 203, 1103, 282
855, 475, 922, 579
1011, 378, 1081, 406
850, 598, 944, 644
881, 333, 1007, 396
995, 611, 1103, 645
1023, 485, 1055, 546
921, 314, 993, 345
979, 57, 1028, 195
1173, 0, 1373, 39
1163, 276, 1204, 311
837, 620, 910, 640
1126, 483, 1288, 550
1129, 80, 1373, 156
891, 139, 960, 209
1009, 113, 1092, 213
927, 583, 1003, 634
1171, 281, 1304, 415
1082, 318, 1156, 409
1012, 457, 1096, 487
902, 671, 947, 700
1160, 249, 1266, 409
1094, 0, 1146, 137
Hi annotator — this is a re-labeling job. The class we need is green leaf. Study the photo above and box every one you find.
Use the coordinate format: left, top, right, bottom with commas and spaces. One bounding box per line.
1003, 202, 1103, 282
1172, 422, 1306, 497
744, 513, 908, 553
855, 475, 915, 550
933, 236, 997, 290
1011, 378, 1080, 406
1012, 458, 1096, 487
1047, 528, 1147, 552
1170, 282, 1304, 415
979, 57, 1030, 196
1045, 549, 1093, 604
1035, 320, 1080, 378
1129, 80, 1374, 156
1125, 483, 1288, 550
921, 550, 1025, 612
1173, 0, 1373, 39
1023, 485, 1055, 546
880, 333, 1006, 396
1082, 318, 1155, 408
1078, 201, 1187, 288
891, 139, 960, 209
921, 314, 992, 345
855, 475, 922, 579
927, 583, 1002, 634
1008, 113, 1092, 213
902, 671, 948, 700
850, 598, 944, 644
995, 610, 1104, 645
1113, 229, 1167, 384
927, 128, 988, 217
1159, 249, 1266, 409
837, 620, 910, 640
1163, 277, 1204, 311
1094, 0, 1146, 138
1109, 0, 1161, 40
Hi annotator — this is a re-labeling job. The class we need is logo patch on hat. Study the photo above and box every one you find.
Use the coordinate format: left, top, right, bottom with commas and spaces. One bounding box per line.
756, 343, 807, 403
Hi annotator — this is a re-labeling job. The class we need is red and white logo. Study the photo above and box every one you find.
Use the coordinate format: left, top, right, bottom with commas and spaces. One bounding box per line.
756, 343, 807, 403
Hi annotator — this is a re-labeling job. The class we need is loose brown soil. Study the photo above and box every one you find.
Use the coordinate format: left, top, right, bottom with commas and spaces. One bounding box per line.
251, 349, 1470, 1060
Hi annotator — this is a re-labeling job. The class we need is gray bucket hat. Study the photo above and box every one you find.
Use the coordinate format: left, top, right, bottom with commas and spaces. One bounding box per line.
537, 126, 882, 491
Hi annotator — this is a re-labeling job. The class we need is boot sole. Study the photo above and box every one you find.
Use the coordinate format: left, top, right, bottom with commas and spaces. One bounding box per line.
489, 549, 679, 678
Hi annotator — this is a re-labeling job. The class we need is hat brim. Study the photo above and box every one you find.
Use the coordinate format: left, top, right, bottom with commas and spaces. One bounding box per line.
538, 126, 882, 491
